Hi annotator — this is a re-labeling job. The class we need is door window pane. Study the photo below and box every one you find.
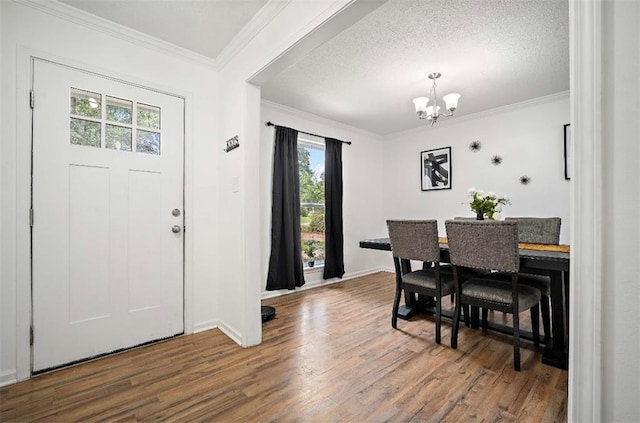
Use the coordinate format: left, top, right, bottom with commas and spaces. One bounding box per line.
70, 88, 101, 119
137, 104, 160, 130
137, 130, 160, 155
106, 124, 132, 151
70, 118, 101, 148
106, 96, 132, 124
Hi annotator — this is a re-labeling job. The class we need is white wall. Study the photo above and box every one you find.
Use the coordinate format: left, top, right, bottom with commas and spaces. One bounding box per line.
214, 0, 383, 346
0, 0, 5, 386
569, 0, 640, 419
381, 93, 571, 243
260, 101, 385, 294
0, 0, 221, 384
600, 0, 640, 419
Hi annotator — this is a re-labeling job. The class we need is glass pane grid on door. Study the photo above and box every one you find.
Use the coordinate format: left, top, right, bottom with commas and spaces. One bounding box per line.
69, 88, 161, 155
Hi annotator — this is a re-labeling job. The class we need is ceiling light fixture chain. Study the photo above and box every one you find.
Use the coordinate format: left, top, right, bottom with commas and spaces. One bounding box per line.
412, 72, 460, 126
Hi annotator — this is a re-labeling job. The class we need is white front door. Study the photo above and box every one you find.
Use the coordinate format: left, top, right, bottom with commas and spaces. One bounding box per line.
32, 59, 184, 372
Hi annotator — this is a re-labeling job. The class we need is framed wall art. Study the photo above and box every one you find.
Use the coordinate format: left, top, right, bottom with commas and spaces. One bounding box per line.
421, 146, 452, 191
564, 123, 572, 180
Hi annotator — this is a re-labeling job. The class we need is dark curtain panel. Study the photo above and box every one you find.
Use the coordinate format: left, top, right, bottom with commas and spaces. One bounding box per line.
323, 138, 345, 279
266, 126, 305, 290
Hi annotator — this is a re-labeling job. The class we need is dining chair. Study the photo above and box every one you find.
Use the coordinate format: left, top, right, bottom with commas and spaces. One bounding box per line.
505, 217, 561, 244
442, 217, 491, 303
387, 220, 454, 344
445, 220, 541, 371
497, 217, 561, 343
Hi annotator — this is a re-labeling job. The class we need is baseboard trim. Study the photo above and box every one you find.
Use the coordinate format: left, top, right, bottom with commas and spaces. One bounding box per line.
261, 268, 392, 299
0, 369, 18, 387
193, 319, 243, 347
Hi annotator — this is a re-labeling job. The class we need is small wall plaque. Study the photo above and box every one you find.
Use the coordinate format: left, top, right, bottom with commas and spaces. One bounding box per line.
224, 135, 239, 152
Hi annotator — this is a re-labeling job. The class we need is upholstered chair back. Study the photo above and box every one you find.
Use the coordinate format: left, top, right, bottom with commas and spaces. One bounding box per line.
445, 220, 520, 273
386, 220, 440, 263
505, 217, 561, 244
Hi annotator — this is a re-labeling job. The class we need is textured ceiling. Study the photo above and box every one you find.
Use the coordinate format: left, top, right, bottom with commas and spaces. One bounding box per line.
59, 0, 569, 136
260, 0, 570, 135
59, 0, 269, 59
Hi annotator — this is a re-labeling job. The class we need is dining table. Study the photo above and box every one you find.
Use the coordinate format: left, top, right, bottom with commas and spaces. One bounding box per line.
359, 237, 570, 370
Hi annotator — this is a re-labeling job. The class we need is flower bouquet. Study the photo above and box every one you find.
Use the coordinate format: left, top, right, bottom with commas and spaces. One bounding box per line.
468, 188, 511, 220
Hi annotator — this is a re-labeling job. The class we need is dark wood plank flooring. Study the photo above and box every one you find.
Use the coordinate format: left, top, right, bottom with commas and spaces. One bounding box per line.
0, 271, 567, 422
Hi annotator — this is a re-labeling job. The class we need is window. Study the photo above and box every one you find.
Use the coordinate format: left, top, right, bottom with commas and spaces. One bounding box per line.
298, 136, 325, 269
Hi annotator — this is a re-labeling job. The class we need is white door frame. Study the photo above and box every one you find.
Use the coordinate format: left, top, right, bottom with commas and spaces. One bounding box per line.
568, 0, 604, 421
14, 47, 195, 380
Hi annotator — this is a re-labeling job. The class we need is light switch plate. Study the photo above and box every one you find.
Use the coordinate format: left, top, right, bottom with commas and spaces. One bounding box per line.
232, 176, 240, 193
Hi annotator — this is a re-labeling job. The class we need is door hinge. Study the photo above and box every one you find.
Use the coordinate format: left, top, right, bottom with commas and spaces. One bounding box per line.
30, 326, 34, 346
29, 208, 34, 227
30, 90, 35, 109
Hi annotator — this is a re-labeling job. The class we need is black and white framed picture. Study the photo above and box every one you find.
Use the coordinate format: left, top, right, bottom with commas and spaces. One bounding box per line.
421, 146, 452, 191
564, 123, 572, 180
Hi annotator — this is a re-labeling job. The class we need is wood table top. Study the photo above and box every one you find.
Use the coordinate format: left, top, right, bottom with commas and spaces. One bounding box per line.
436, 237, 570, 253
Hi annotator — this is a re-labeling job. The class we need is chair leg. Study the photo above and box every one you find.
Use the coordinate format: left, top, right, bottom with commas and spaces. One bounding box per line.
435, 294, 442, 344
451, 297, 462, 349
391, 285, 402, 329
481, 308, 488, 330
531, 304, 540, 347
541, 295, 551, 344
463, 304, 470, 327
513, 307, 521, 371
471, 306, 480, 329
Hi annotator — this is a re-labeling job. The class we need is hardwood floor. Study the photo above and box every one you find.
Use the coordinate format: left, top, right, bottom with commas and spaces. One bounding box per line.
1, 272, 567, 422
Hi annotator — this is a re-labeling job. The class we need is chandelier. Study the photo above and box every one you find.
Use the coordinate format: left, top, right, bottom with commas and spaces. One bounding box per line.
412, 72, 461, 126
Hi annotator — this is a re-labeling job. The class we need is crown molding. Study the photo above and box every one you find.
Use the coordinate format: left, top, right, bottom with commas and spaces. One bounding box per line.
262, 99, 383, 140
387, 90, 570, 139
214, 0, 292, 71
15, 0, 217, 68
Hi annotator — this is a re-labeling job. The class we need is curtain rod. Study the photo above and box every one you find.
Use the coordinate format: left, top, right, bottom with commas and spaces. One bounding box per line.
265, 121, 352, 145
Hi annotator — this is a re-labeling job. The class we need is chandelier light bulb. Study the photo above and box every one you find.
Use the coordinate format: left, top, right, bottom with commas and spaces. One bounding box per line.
426, 105, 440, 118
443, 93, 461, 112
413, 72, 460, 125
412, 97, 429, 119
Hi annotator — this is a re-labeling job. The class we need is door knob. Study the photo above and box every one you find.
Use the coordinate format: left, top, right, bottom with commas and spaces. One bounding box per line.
171, 225, 182, 234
